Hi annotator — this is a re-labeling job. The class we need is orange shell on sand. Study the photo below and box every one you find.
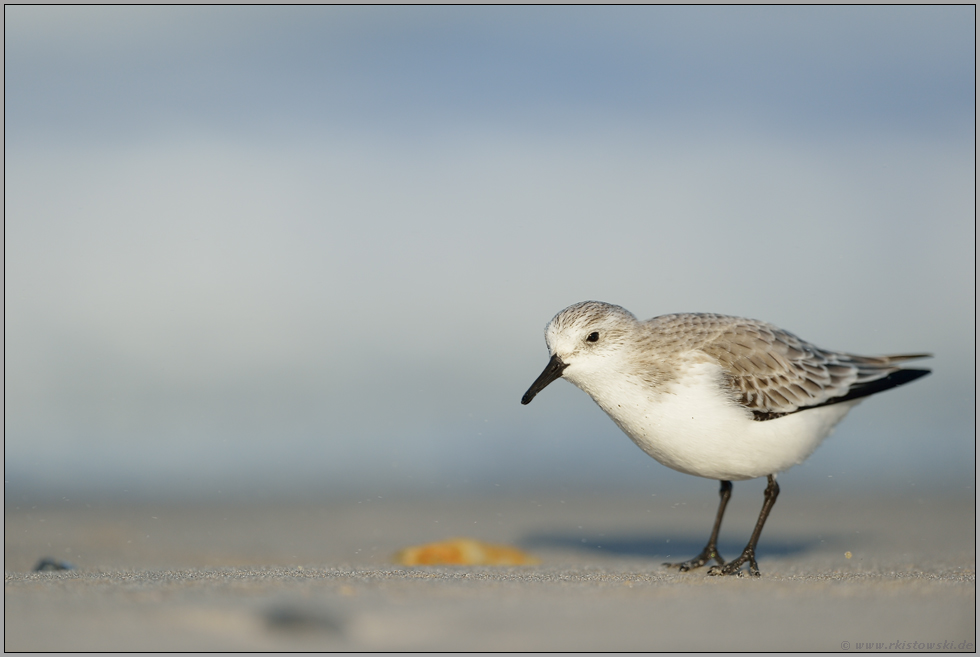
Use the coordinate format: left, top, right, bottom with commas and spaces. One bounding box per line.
394, 537, 540, 566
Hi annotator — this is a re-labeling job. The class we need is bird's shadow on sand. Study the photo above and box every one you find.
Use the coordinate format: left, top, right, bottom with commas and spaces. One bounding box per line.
519, 532, 817, 561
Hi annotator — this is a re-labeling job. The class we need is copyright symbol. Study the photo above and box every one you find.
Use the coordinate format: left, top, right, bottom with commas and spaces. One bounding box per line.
841, 641, 850, 650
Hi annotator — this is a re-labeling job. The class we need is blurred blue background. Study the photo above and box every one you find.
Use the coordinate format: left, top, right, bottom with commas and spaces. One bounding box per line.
5, 6, 975, 501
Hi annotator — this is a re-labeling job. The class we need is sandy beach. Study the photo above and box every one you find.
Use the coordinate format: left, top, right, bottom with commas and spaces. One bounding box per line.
5, 490, 975, 651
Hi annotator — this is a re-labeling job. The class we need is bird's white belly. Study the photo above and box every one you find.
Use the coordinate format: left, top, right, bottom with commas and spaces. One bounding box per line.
576, 361, 856, 481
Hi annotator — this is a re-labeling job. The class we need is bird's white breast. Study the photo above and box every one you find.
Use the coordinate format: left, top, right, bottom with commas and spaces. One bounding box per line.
566, 357, 856, 481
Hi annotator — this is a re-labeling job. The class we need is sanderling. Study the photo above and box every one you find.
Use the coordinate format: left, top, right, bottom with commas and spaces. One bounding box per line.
521, 301, 930, 576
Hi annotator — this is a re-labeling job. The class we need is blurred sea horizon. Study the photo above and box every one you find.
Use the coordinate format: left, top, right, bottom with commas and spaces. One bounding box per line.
5, 6, 975, 502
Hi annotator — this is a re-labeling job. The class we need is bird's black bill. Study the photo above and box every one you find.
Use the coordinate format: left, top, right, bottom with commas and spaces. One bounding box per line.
521, 354, 568, 405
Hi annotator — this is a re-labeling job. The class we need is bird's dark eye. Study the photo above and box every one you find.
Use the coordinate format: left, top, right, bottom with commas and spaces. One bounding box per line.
586, 332, 599, 343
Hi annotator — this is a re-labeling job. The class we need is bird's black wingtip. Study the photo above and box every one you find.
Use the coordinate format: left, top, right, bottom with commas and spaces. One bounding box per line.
892, 368, 931, 385
803, 367, 932, 412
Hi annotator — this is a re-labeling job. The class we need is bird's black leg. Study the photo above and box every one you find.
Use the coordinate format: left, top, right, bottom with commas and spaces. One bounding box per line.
708, 474, 780, 577
664, 480, 732, 571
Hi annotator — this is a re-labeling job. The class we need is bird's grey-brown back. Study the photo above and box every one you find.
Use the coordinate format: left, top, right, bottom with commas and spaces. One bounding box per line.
634, 312, 931, 418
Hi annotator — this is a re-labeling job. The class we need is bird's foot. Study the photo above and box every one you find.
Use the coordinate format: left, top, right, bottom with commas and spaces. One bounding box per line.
706, 548, 760, 577
663, 546, 724, 572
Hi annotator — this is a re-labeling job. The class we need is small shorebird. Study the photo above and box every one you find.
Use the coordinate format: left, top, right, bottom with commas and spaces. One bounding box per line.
521, 301, 930, 576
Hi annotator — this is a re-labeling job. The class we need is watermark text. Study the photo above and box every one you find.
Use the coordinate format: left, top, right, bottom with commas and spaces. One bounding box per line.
841, 640, 973, 651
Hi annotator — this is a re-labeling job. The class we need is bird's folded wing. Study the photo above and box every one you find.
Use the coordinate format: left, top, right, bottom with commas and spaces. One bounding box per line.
697, 319, 929, 418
